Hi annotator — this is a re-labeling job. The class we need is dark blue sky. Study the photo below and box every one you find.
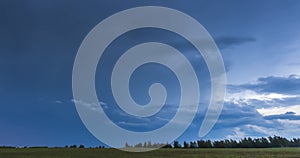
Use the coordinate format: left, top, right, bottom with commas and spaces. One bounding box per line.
1, 0, 300, 147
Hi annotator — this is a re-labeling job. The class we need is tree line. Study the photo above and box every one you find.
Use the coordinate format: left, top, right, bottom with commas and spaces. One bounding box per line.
1, 136, 300, 149
128, 136, 300, 148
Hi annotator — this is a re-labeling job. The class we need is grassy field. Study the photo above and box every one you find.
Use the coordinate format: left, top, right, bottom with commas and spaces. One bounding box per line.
0, 148, 300, 158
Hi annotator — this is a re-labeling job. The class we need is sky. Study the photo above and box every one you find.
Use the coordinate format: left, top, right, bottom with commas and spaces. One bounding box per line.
1, 0, 300, 147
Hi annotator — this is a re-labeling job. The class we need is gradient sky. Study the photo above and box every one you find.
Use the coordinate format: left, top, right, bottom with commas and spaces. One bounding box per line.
1, 0, 300, 147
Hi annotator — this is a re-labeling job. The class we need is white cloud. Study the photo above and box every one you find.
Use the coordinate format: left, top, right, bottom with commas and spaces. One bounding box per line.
225, 90, 297, 105
99, 101, 107, 106
71, 99, 100, 111
71, 99, 110, 110
257, 104, 300, 116
54, 100, 62, 104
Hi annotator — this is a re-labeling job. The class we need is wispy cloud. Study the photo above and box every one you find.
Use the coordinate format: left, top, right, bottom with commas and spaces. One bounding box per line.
245, 124, 274, 136
71, 99, 100, 111
243, 119, 300, 138
215, 36, 256, 49
117, 121, 149, 127
226, 127, 246, 140
54, 100, 63, 104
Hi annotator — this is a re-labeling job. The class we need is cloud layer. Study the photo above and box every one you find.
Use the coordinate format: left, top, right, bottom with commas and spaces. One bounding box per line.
211, 74, 300, 139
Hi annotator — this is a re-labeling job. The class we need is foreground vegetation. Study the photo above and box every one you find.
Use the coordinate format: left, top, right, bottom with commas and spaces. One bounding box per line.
0, 148, 300, 158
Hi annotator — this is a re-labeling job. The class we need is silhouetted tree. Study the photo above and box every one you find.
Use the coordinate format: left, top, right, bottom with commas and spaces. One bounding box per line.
134, 143, 143, 148
183, 141, 189, 148
173, 141, 181, 148
162, 143, 172, 148
190, 141, 198, 148
147, 141, 152, 148
291, 138, 300, 147
70, 145, 77, 148
213, 140, 225, 148
125, 142, 131, 148
79, 144, 85, 148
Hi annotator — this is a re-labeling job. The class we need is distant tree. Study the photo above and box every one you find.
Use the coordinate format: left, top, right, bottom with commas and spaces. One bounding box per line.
197, 140, 212, 148
162, 143, 172, 148
224, 139, 231, 148
261, 137, 270, 148
252, 137, 269, 148
147, 141, 152, 148
239, 137, 254, 148
229, 139, 238, 148
183, 141, 189, 148
213, 140, 225, 148
65, 145, 68, 148
247, 137, 255, 148
206, 140, 213, 148
125, 142, 131, 148
173, 141, 181, 148
79, 144, 85, 148
277, 136, 290, 147
190, 141, 198, 148
291, 138, 300, 147
134, 143, 143, 148
197, 140, 205, 148
268, 135, 288, 147
70, 145, 77, 148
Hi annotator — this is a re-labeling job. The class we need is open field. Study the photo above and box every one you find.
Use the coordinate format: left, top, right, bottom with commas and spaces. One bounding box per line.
0, 148, 300, 158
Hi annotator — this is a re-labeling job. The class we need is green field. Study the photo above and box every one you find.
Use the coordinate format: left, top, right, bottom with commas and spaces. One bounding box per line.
0, 148, 300, 158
